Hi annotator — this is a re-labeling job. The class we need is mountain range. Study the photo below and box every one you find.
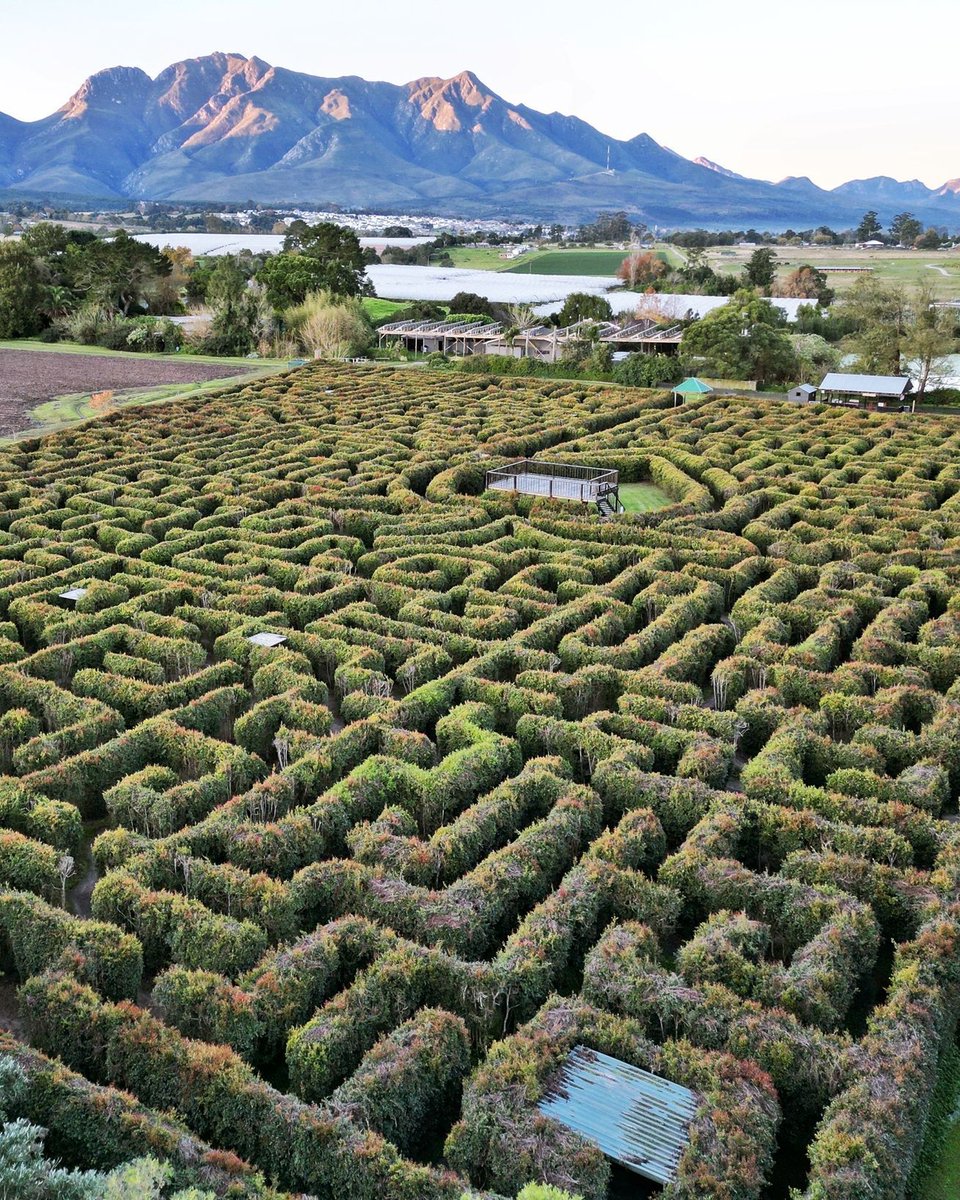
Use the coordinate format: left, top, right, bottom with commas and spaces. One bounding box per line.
1, 52, 958, 228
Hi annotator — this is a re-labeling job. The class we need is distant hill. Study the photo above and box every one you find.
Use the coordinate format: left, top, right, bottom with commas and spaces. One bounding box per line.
1, 52, 958, 228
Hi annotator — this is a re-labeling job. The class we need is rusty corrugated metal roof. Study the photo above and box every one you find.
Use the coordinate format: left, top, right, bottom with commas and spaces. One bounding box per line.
537, 1045, 697, 1186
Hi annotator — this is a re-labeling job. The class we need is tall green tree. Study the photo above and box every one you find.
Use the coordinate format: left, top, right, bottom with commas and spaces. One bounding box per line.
257, 254, 330, 311
676, 248, 738, 295
448, 292, 499, 320
554, 292, 613, 325
743, 248, 777, 293
0, 243, 46, 338
69, 231, 171, 317
205, 256, 247, 312
902, 279, 957, 399
19, 222, 69, 259
280, 221, 366, 296
836, 276, 908, 374
255, 221, 368, 312
915, 227, 945, 250
681, 290, 799, 385
890, 212, 923, 246
202, 256, 262, 355
855, 211, 883, 241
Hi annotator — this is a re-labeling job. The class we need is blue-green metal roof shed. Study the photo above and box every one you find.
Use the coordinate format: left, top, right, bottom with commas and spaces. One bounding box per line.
537, 1045, 698, 1186
672, 377, 714, 405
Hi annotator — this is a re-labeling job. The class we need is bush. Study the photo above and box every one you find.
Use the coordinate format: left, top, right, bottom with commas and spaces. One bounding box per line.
330, 1007, 469, 1155
286, 291, 373, 359
612, 353, 681, 389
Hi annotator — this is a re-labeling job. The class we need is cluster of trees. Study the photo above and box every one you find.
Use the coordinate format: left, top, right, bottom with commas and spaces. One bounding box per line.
677, 276, 959, 393
856, 210, 948, 248
667, 214, 955, 249
574, 211, 637, 243
668, 227, 781, 247
680, 290, 801, 386
0, 227, 174, 339
257, 221, 369, 306
0, 220, 379, 360
667, 226, 850, 248
617, 245, 836, 303
837, 275, 958, 395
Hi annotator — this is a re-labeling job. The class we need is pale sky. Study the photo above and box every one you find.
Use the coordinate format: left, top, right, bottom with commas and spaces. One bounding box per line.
0, 0, 954, 190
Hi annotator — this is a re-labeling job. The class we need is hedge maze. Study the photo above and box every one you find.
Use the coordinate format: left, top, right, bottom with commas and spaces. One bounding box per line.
1, 363, 960, 1199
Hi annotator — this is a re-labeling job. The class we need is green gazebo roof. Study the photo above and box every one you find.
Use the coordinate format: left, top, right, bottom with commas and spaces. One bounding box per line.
672, 377, 714, 395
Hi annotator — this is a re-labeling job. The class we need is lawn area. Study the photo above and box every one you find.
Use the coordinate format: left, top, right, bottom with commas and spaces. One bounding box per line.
362, 297, 411, 322
657, 243, 688, 269
619, 481, 674, 512
446, 247, 524, 270
503, 250, 626, 276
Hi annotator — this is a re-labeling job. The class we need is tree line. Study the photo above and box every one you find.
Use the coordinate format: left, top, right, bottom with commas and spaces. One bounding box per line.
0, 221, 377, 359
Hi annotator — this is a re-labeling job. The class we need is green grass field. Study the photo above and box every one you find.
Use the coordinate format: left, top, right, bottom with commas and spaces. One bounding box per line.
619, 481, 674, 512
503, 250, 627, 277
446, 247, 521, 270
362, 298, 411, 322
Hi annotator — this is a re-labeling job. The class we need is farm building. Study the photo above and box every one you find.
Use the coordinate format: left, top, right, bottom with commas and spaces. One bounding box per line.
376, 319, 503, 357
789, 383, 819, 402
377, 317, 682, 363
818, 372, 914, 411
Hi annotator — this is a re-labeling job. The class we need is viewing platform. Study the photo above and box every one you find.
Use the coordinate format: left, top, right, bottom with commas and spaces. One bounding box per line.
485, 458, 622, 514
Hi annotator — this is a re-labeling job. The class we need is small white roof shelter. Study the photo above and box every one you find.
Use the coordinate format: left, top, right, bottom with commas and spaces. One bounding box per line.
58, 587, 88, 603
247, 632, 288, 648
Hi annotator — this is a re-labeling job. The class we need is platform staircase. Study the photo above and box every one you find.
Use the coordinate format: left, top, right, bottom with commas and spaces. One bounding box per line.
596, 485, 623, 518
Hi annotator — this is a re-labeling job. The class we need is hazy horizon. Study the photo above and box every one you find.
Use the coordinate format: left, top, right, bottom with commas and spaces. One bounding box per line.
1, 0, 954, 193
